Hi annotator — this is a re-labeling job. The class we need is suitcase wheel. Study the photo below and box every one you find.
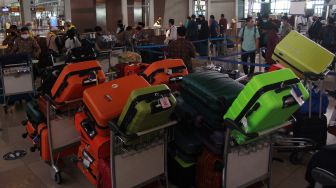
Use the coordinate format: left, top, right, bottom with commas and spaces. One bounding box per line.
21, 132, 28, 139
289, 151, 305, 165
53, 171, 62, 184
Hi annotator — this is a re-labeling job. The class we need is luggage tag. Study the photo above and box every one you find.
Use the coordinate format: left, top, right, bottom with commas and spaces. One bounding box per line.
83, 158, 90, 168
166, 69, 173, 75
159, 97, 171, 109
290, 85, 304, 106
32, 135, 39, 144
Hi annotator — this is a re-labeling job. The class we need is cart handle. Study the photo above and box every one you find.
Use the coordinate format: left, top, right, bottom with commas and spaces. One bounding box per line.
108, 120, 177, 139
42, 94, 82, 106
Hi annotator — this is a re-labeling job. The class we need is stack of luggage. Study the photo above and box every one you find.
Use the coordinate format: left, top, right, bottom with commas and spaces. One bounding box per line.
74, 74, 177, 186
22, 60, 106, 161
168, 68, 309, 187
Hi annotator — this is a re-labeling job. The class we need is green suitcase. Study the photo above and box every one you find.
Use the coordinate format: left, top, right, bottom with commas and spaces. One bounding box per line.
117, 84, 176, 135
224, 69, 309, 144
272, 31, 334, 77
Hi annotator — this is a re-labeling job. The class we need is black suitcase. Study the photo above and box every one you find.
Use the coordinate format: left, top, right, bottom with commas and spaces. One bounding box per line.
181, 71, 244, 128
293, 113, 328, 148
25, 100, 45, 127
68, 46, 97, 63
168, 144, 196, 188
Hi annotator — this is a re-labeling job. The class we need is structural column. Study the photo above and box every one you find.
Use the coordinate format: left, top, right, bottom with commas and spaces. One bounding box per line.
20, 0, 32, 24
64, 0, 71, 21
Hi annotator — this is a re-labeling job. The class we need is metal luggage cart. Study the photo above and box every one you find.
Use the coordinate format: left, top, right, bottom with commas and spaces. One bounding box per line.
108, 120, 177, 188
222, 119, 295, 188
0, 55, 36, 111
44, 95, 82, 184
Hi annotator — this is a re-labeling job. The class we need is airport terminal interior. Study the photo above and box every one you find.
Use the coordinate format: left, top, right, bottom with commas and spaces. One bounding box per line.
1, 0, 336, 187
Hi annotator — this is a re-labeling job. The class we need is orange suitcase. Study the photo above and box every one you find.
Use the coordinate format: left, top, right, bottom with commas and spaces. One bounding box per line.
142, 59, 189, 86
77, 135, 110, 186
83, 75, 150, 136
51, 60, 106, 103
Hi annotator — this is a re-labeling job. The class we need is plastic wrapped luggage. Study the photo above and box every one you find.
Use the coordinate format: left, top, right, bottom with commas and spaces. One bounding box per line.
142, 59, 189, 86
272, 31, 334, 77
117, 84, 176, 135
51, 60, 106, 103
224, 68, 309, 144
83, 75, 150, 136
181, 71, 244, 128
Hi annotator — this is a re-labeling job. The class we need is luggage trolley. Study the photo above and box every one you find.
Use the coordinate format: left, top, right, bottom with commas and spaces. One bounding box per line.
222, 120, 294, 188
108, 120, 177, 188
0, 55, 35, 110
44, 95, 82, 184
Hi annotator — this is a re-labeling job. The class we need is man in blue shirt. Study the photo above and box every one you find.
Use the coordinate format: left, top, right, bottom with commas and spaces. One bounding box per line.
239, 17, 260, 75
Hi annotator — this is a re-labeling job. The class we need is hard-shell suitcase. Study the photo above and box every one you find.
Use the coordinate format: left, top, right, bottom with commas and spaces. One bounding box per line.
117, 84, 176, 135
124, 63, 149, 76
83, 75, 150, 136
25, 100, 45, 126
181, 71, 244, 127
168, 144, 196, 188
224, 69, 309, 144
51, 60, 106, 103
272, 31, 334, 77
142, 59, 189, 86
293, 114, 328, 148
75, 112, 110, 186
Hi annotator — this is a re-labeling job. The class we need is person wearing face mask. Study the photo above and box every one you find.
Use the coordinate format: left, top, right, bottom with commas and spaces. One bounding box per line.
11, 27, 41, 59
2, 25, 19, 53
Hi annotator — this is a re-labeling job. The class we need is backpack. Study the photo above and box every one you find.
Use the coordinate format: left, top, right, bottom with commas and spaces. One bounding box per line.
241, 26, 256, 42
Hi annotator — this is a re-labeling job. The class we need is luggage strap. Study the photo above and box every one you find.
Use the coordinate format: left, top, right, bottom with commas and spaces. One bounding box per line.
118, 89, 172, 133
52, 66, 101, 99
145, 66, 186, 83
233, 77, 300, 124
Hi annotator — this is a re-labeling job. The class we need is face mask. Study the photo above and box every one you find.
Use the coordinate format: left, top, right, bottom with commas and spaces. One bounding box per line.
21, 34, 29, 39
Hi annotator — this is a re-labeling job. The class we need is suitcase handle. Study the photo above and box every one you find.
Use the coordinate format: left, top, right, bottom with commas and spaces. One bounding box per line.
223, 119, 259, 139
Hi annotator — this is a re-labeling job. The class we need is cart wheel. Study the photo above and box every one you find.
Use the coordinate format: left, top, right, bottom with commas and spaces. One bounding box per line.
54, 171, 62, 184
289, 152, 304, 165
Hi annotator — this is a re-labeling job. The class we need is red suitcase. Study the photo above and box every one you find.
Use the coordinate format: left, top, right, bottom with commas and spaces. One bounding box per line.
124, 63, 149, 76
196, 148, 223, 188
97, 159, 112, 188
51, 60, 106, 103
82, 75, 150, 137
142, 59, 188, 88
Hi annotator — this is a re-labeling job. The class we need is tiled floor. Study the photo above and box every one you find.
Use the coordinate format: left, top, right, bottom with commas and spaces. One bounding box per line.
0, 98, 335, 188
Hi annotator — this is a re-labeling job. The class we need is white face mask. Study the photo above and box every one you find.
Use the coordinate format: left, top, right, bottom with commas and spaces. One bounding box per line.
21, 34, 29, 39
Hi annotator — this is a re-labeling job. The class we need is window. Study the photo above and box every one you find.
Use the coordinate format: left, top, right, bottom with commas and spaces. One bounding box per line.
307, 0, 324, 16
245, 0, 291, 17
194, 0, 207, 16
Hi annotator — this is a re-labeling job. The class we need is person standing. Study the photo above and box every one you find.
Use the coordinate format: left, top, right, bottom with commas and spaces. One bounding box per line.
11, 27, 41, 59
280, 17, 292, 39
167, 26, 196, 72
164, 19, 177, 44
186, 14, 198, 41
198, 15, 209, 56
239, 17, 260, 75
219, 14, 228, 36
308, 14, 322, 42
321, 17, 336, 53
2, 25, 19, 53
265, 23, 280, 69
